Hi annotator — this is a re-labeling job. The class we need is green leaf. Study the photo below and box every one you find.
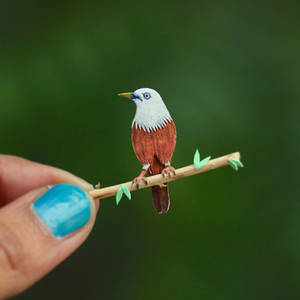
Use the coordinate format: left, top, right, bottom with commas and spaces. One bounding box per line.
116, 186, 123, 205
121, 184, 131, 200
193, 149, 200, 169
198, 156, 211, 169
232, 159, 244, 168
228, 158, 238, 171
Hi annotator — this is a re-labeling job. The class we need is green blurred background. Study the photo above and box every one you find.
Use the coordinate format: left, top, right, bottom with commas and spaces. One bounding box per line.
1, 0, 299, 299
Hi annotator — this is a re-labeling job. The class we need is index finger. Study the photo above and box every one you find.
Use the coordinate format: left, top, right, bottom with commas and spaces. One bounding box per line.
0, 155, 93, 207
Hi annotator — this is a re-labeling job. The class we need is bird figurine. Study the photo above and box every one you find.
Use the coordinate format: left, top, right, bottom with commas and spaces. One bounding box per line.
118, 88, 176, 214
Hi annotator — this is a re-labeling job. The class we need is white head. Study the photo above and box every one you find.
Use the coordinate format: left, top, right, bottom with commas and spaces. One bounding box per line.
118, 88, 172, 132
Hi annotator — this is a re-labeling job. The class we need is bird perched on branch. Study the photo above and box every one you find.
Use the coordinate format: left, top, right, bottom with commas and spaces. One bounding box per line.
118, 88, 176, 214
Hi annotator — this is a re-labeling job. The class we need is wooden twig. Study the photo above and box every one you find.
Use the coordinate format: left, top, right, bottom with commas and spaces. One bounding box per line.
89, 152, 240, 200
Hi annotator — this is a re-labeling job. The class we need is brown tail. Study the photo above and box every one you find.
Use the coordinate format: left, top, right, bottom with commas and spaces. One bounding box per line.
151, 185, 170, 214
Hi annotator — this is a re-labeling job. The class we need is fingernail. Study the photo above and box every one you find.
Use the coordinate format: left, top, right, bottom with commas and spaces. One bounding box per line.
32, 184, 91, 238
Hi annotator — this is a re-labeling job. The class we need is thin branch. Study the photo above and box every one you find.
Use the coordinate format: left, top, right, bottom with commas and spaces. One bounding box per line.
89, 152, 241, 200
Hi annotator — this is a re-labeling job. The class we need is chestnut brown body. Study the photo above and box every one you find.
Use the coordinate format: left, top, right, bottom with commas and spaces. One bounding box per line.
131, 120, 176, 213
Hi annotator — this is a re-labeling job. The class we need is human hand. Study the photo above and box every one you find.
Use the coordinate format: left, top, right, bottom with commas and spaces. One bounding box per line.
0, 155, 98, 299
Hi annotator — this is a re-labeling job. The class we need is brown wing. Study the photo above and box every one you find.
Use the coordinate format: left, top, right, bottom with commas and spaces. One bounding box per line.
154, 120, 176, 164
131, 120, 176, 168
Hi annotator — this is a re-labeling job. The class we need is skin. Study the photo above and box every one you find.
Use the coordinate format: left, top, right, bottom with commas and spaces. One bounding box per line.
0, 155, 99, 299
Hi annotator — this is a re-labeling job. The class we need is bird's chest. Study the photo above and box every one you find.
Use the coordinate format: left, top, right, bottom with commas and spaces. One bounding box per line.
131, 120, 176, 164
132, 128, 157, 150
132, 121, 174, 152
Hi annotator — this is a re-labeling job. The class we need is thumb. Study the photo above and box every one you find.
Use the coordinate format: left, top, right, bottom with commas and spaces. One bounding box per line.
0, 184, 98, 299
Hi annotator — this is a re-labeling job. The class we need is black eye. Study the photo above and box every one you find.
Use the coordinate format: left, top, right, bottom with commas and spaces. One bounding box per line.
142, 92, 151, 100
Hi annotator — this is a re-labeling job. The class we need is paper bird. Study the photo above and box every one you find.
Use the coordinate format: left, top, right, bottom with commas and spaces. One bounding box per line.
118, 88, 176, 214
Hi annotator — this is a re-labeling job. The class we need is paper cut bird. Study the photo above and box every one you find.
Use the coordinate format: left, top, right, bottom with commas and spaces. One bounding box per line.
118, 88, 176, 214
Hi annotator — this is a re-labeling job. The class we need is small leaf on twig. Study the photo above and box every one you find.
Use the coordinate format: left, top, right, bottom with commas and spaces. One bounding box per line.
198, 156, 211, 169
116, 186, 123, 205
194, 149, 211, 170
121, 184, 131, 200
228, 158, 238, 171
193, 149, 200, 169
233, 159, 244, 168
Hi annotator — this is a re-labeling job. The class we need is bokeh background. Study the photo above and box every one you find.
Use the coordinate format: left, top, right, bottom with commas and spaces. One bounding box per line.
1, 1, 299, 299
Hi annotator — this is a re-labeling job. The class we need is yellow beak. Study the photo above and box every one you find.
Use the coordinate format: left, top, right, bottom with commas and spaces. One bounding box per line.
118, 92, 132, 99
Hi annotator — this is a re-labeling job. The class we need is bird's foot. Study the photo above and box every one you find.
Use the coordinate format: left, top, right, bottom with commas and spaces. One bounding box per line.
161, 166, 176, 177
132, 176, 148, 189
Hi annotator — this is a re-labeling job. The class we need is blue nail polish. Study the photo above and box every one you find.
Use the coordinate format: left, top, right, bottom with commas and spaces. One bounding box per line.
32, 184, 91, 238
